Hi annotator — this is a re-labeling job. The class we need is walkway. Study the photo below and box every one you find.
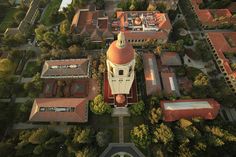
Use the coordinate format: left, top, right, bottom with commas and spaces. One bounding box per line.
13, 123, 72, 133
119, 116, 124, 143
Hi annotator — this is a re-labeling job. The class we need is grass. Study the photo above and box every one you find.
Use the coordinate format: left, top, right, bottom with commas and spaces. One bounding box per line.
40, 0, 62, 26
22, 61, 41, 77
0, 8, 19, 33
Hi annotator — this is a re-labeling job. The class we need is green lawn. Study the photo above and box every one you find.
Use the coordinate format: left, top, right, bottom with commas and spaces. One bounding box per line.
40, 0, 62, 26
0, 8, 19, 33
22, 61, 41, 77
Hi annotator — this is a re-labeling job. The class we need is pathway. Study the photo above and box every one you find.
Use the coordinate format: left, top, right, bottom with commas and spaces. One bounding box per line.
118, 116, 124, 143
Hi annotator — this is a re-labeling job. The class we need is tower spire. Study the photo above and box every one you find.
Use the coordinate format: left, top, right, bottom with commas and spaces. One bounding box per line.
116, 32, 126, 48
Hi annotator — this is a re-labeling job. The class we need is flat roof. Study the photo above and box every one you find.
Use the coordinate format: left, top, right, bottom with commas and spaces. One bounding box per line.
164, 101, 212, 110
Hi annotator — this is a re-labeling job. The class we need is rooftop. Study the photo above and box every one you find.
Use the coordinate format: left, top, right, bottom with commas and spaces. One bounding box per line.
160, 52, 182, 66
41, 58, 90, 79
160, 99, 220, 122
29, 98, 88, 123
161, 72, 180, 96
143, 53, 162, 96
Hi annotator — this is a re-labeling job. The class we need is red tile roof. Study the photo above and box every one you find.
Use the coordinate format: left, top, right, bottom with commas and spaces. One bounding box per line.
114, 11, 172, 40
161, 72, 180, 96
191, 0, 235, 26
143, 53, 162, 96
207, 32, 236, 78
160, 52, 182, 66
107, 40, 135, 64
29, 98, 88, 123
41, 58, 90, 79
160, 99, 220, 122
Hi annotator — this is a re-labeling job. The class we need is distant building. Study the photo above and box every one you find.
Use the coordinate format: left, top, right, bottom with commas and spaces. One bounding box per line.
161, 71, 180, 96
104, 32, 137, 107
160, 52, 182, 66
71, 8, 114, 43
206, 32, 236, 94
29, 98, 88, 123
112, 11, 172, 46
143, 53, 162, 96
41, 58, 90, 79
161, 99, 220, 122
4, 0, 40, 36
190, 0, 236, 28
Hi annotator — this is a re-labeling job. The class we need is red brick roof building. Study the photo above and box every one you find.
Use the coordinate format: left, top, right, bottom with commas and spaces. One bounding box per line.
143, 53, 162, 96
160, 52, 182, 66
161, 99, 220, 122
71, 8, 113, 42
190, 0, 236, 28
41, 58, 90, 79
29, 98, 88, 123
206, 32, 236, 93
161, 72, 180, 96
112, 11, 172, 46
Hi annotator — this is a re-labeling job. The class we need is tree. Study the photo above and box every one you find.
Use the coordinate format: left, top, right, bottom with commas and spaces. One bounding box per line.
135, 54, 143, 72
24, 73, 43, 97
35, 25, 47, 41
149, 107, 161, 124
193, 73, 209, 86
0, 142, 14, 157
0, 59, 14, 76
129, 100, 145, 116
28, 128, 52, 144
130, 124, 150, 148
153, 123, 173, 145
96, 130, 111, 147
33, 145, 43, 155
94, 0, 105, 10
147, 2, 156, 11
43, 32, 57, 46
73, 128, 93, 144
14, 10, 25, 24
60, 20, 70, 35
90, 94, 111, 115
156, 3, 167, 13
76, 147, 97, 157
68, 45, 81, 57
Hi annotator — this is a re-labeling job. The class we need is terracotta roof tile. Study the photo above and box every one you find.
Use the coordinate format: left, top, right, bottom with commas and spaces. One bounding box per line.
143, 53, 162, 96
41, 58, 90, 78
160, 99, 220, 122
160, 52, 182, 66
29, 98, 88, 123
161, 72, 180, 96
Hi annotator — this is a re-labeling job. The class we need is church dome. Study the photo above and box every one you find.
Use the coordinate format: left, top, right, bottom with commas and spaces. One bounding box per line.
107, 32, 135, 65
115, 94, 126, 104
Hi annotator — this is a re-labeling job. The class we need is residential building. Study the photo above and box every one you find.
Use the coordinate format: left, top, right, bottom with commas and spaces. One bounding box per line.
71, 8, 114, 43
41, 58, 90, 79
161, 99, 220, 122
161, 71, 180, 96
112, 11, 172, 46
29, 98, 88, 123
190, 0, 236, 28
5, 0, 40, 36
143, 53, 162, 96
206, 32, 236, 94
160, 51, 182, 66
